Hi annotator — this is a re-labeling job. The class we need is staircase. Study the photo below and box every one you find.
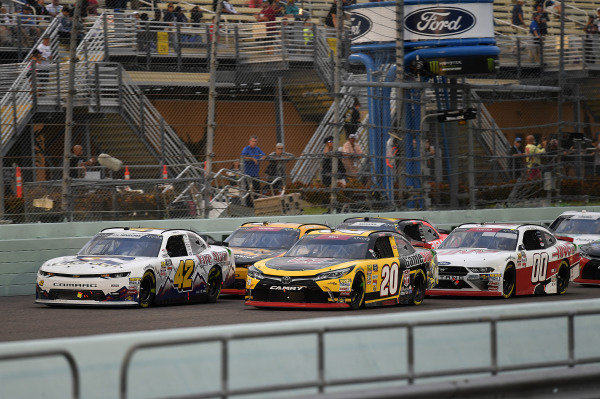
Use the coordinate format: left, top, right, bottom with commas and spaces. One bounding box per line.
284, 80, 333, 122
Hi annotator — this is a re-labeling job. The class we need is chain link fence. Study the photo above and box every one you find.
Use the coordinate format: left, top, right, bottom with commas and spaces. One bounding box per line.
0, 8, 599, 223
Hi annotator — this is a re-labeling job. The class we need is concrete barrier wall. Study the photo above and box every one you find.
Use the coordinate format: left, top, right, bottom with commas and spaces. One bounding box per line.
1, 299, 600, 399
2, 205, 598, 296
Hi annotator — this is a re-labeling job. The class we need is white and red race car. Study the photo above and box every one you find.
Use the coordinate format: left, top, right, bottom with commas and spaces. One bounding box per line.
549, 210, 600, 246
36, 228, 235, 307
427, 223, 579, 298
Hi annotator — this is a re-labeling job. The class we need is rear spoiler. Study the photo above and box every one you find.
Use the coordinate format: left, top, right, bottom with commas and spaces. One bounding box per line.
555, 236, 574, 243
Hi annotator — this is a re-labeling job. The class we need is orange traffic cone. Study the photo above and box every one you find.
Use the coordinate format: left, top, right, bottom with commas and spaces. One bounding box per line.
124, 166, 130, 180
162, 165, 168, 179
15, 166, 22, 198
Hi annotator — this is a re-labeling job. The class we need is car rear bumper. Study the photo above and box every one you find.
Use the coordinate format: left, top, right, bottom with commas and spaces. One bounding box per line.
574, 278, 600, 285
245, 300, 350, 309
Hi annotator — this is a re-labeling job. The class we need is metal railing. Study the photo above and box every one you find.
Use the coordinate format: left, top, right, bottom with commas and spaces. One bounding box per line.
117, 308, 600, 399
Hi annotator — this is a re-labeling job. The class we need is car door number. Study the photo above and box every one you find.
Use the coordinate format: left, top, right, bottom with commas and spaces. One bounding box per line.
380, 263, 399, 296
174, 259, 195, 291
531, 253, 548, 283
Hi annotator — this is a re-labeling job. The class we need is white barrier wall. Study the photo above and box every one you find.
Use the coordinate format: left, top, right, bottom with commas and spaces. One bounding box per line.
2, 205, 599, 296
1, 299, 600, 399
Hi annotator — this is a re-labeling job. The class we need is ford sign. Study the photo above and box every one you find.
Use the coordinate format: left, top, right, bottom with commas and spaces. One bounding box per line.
350, 13, 372, 41
405, 7, 476, 37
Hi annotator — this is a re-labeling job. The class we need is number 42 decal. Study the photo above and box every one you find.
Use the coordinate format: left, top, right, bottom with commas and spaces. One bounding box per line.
174, 259, 195, 291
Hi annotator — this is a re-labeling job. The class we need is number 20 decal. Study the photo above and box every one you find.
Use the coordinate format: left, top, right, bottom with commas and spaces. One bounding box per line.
380, 263, 399, 296
531, 253, 548, 283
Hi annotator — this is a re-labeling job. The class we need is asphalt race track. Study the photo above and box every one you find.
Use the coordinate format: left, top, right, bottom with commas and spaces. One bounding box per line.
2, 285, 600, 343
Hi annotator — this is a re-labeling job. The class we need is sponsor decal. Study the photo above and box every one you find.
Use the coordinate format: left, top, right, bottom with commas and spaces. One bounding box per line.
38, 280, 44, 287
439, 261, 451, 265
404, 254, 423, 268
270, 286, 305, 291
402, 269, 410, 287
367, 265, 372, 271
53, 282, 98, 287
111, 284, 120, 287
339, 279, 351, 285
373, 264, 378, 272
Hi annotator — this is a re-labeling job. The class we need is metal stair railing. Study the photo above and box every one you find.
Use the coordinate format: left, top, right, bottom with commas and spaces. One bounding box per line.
235, 21, 287, 64
471, 90, 510, 172
290, 82, 359, 185
0, 16, 60, 156
313, 26, 336, 91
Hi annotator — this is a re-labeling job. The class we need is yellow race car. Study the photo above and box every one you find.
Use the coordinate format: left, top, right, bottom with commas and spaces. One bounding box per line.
222, 222, 329, 295
245, 229, 437, 309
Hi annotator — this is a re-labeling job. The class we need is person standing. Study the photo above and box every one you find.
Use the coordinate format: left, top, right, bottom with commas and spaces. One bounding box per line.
532, 4, 549, 36
525, 135, 544, 180
511, 0, 525, 31
510, 137, 523, 179
241, 135, 265, 203
70, 144, 96, 179
344, 98, 361, 139
322, 135, 346, 187
341, 133, 363, 178
265, 143, 294, 191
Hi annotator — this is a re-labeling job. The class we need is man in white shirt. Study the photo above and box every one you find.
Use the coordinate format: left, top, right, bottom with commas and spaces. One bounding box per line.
45, 0, 62, 17
37, 36, 52, 65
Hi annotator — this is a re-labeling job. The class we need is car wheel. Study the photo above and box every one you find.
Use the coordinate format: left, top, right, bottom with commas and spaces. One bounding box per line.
206, 266, 222, 303
502, 263, 516, 299
557, 261, 570, 295
139, 271, 156, 308
410, 269, 426, 306
349, 273, 365, 310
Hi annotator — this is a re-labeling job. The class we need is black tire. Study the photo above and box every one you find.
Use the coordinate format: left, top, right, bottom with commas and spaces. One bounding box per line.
502, 263, 516, 299
409, 269, 426, 306
139, 270, 156, 308
206, 266, 222, 303
557, 261, 570, 295
349, 273, 365, 310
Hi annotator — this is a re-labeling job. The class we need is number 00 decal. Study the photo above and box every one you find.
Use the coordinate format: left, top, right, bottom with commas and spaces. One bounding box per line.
380, 263, 399, 296
531, 253, 548, 283
174, 259, 195, 291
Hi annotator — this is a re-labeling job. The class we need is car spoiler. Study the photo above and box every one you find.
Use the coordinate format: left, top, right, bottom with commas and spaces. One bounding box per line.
556, 236, 574, 243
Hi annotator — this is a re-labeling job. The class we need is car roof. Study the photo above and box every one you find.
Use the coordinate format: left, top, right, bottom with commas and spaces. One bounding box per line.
239, 222, 329, 230
557, 211, 600, 219
455, 223, 546, 231
307, 229, 397, 238
100, 227, 199, 236
341, 217, 427, 224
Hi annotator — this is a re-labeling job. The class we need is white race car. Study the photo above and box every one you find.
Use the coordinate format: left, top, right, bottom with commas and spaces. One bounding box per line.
549, 210, 600, 246
427, 223, 580, 298
36, 228, 235, 307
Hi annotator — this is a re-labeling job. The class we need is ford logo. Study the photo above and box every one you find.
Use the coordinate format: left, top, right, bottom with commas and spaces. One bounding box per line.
349, 13, 372, 40
405, 7, 476, 37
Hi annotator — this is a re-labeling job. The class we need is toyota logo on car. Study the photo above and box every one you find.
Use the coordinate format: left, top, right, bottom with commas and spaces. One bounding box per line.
405, 7, 476, 37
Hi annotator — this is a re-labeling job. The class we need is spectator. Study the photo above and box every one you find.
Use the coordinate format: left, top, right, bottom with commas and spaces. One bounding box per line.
255, 1, 276, 22
174, 6, 187, 23
20, 7, 41, 44
529, 13, 542, 62
190, 6, 203, 27
530, 13, 541, 37
324, 0, 337, 28
163, 3, 175, 22
303, 18, 313, 45
596, 8, 600, 31
37, 35, 52, 62
265, 143, 294, 191
344, 97, 361, 138
525, 134, 544, 180
424, 138, 435, 176
45, 0, 62, 17
57, 6, 72, 41
284, 0, 299, 17
511, 0, 525, 30
223, 0, 238, 14
70, 144, 96, 179
34, 0, 49, 15
544, 0, 561, 15
87, 0, 98, 15
532, 4, 549, 35
241, 135, 265, 204
342, 133, 363, 178
322, 135, 346, 187
0, 8, 12, 45
510, 137, 523, 179
152, 8, 162, 21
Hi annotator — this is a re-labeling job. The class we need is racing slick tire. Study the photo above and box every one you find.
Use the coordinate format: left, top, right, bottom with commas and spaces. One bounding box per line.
409, 268, 426, 306
139, 270, 156, 308
557, 261, 570, 295
206, 266, 222, 303
502, 263, 516, 299
349, 273, 366, 310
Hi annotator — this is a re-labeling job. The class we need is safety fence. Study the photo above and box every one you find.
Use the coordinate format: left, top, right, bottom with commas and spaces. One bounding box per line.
3, 300, 600, 399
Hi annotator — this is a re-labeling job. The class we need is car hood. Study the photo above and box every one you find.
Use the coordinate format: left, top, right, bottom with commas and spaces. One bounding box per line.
556, 234, 600, 246
40, 255, 147, 274
436, 248, 513, 268
261, 257, 354, 272
230, 247, 286, 265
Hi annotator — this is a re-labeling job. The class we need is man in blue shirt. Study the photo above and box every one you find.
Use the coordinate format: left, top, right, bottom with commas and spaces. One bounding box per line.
241, 135, 265, 205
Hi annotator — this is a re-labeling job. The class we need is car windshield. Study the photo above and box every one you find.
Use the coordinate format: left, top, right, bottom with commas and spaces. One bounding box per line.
438, 228, 518, 251
553, 218, 600, 235
225, 227, 300, 249
79, 233, 162, 257
284, 235, 369, 259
